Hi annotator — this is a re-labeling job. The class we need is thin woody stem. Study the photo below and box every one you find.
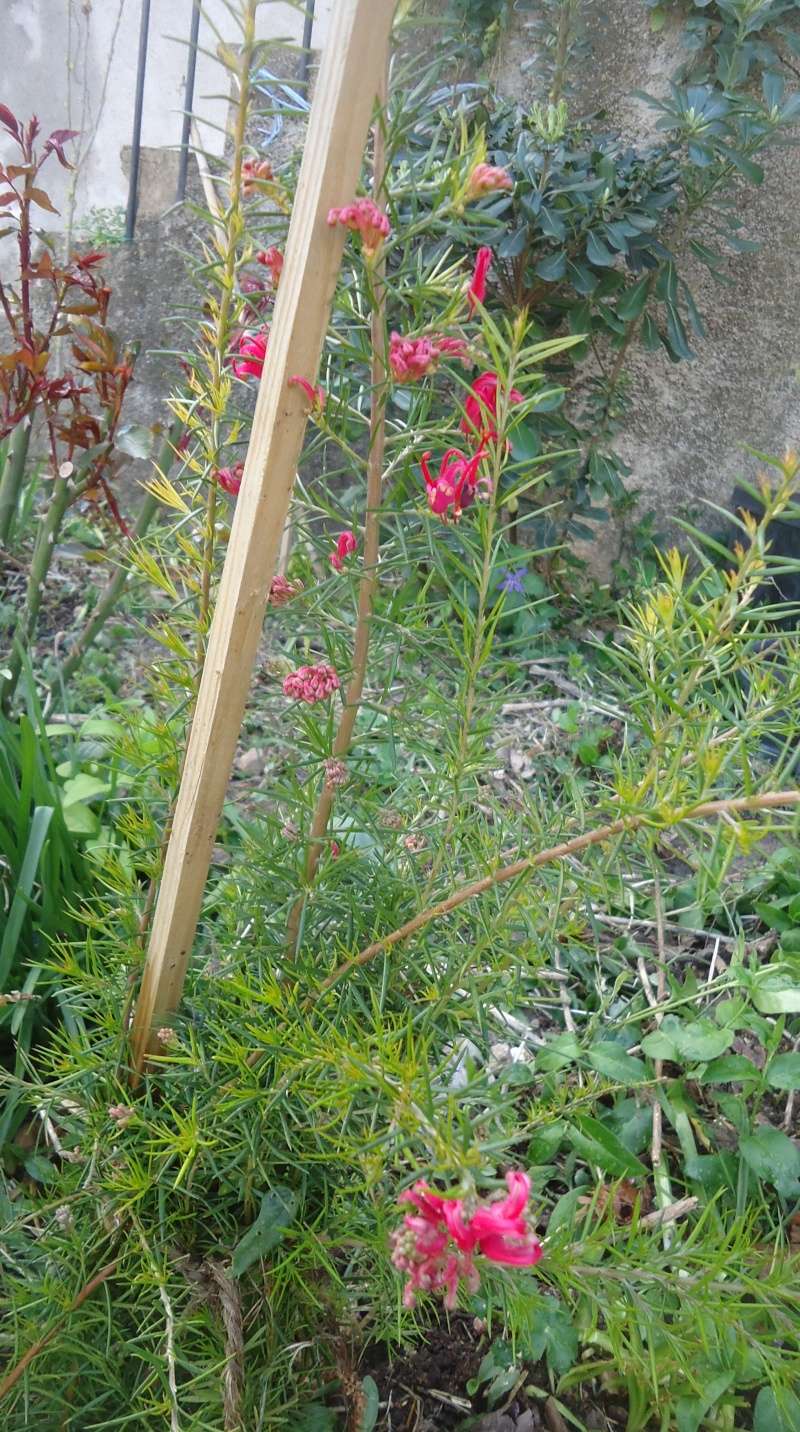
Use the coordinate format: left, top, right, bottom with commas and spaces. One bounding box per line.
286, 78, 389, 948
316, 790, 800, 997
0, 1259, 118, 1402
196, 2, 255, 677
420, 351, 524, 903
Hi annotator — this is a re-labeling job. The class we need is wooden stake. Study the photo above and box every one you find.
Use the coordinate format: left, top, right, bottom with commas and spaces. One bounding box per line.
130, 0, 397, 1076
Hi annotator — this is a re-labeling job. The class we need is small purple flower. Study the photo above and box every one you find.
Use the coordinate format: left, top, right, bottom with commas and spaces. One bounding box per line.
498, 567, 526, 594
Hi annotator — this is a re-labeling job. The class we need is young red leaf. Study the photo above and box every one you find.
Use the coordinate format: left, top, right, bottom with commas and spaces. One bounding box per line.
28, 187, 59, 214
0, 104, 21, 139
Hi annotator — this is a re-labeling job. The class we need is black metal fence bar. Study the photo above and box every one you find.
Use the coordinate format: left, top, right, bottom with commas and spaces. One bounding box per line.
300, 0, 316, 88
176, 0, 202, 203
124, 0, 152, 241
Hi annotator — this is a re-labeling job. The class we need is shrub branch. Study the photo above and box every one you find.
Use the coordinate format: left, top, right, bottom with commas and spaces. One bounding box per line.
287, 84, 389, 947
317, 790, 800, 995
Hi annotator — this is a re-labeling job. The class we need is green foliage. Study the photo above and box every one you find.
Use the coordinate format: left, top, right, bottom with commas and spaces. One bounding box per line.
643, 0, 800, 89
0, 701, 92, 1136
401, 64, 800, 539
444, 0, 524, 58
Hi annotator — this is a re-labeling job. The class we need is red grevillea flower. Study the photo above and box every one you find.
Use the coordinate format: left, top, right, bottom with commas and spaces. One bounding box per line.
460, 371, 524, 446
436, 336, 470, 361
389, 333, 470, 383
420, 447, 488, 521
217, 463, 243, 496
330, 529, 358, 571
466, 162, 514, 200
256, 245, 284, 286
288, 374, 326, 414
467, 246, 493, 315
241, 157, 274, 197
390, 1171, 542, 1310
233, 331, 268, 380
327, 198, 391, 258
283, 662, 340, 704
389, 333, 440, 383
269, 574, 303, 606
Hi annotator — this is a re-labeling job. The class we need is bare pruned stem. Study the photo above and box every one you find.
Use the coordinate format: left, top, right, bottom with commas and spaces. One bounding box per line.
287, 76, 389, 949
316, 790, 800, 997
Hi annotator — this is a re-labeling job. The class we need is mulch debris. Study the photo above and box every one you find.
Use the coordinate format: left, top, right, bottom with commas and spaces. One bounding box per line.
362, 1314, 624, 1430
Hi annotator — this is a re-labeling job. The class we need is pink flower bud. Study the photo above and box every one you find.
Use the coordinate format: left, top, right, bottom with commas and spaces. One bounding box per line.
232, 330, 268, 381
256, 245, 284, 287
389, 333, 470, 384
241, 157, 274, 198
108, 1103, 134, 1127
282, 662, 340, 704
216, 462, 244, 496
466, 162, 513, 201
467, 246, 493, 315
327, 198, 390, 258
324, 757, 348, 788
269, 574, 303, 606
288, 374, 326, 414
329, 529, 358, 571
460, 371, 524, 446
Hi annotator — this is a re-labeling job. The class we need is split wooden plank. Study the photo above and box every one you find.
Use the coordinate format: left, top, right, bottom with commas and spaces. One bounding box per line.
130, 0, 397, 1075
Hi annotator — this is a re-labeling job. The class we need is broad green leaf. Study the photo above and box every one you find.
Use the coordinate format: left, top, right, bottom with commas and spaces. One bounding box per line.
640, 1030, 676, 1060
603, 1099, 652, 1154
586, 230, 616, 267
231, 1187, 297, 1277
547, 1187, 584, 1236
509, 421, 541, 461
528, 1121, 566, 1162
616, 276, 650, 320
23, 1152, 56, 1183
753, 1387, 800, 1432
63, 802, 98, 836
535, 250, 566, 281
698, 1054, 761, 1084
79, 717, 123, 740
61, 774, 110, 806
751, 976, 800, 1014
586, 1042, 647, 1083
358, 1376, 380, 1432
521, 1295, 578, 1376
675, 1373, 735, 1432
739, 1127, 800, 1196
537, 1032, 580, 1072
569, 1114, 647, 1178
648, 1014, 733, 1063
641, 313, 661, 350
294, 1406, 335, 1432
765, 1053, 800, 1090
684, 1152, 737, 1196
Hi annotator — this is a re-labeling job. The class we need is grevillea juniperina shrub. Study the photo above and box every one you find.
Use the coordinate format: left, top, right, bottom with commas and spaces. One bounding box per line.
2, 6, 800, 1430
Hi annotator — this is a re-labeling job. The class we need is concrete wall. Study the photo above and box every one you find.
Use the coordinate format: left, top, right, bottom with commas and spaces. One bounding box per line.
3, 1, 334, 229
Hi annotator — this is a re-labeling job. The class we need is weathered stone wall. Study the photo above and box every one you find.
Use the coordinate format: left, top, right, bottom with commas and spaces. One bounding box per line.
494, 1, 800, 549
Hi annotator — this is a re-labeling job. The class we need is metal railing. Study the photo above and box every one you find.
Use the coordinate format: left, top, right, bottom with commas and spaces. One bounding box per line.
124, 0, 316, 241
